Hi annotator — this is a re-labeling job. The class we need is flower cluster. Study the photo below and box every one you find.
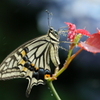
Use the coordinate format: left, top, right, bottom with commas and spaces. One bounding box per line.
65, 22, 100, 53
65, 22, 91, 41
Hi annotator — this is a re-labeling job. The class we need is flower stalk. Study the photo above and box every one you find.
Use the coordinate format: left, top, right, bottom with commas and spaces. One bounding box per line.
46, 45, 83, 100
47, 81, 61, 100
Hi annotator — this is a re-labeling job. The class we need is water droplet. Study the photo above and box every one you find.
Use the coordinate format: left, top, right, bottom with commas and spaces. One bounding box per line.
51, 94, 53, 96
48, 87, 50, 89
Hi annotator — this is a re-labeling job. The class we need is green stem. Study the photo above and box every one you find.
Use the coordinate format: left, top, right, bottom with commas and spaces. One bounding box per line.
67, 49, 73, 59
54, 54, 72, 79
50, 48, 83, 81
46, 48, 83, 100
47, 81, 61, 100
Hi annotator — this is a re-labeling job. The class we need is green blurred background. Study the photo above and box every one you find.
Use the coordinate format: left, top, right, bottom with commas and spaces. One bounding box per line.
0, 0, 100, 100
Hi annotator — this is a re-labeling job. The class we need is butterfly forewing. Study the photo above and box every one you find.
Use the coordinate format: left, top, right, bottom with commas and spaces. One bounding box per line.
0, 27, 60, 96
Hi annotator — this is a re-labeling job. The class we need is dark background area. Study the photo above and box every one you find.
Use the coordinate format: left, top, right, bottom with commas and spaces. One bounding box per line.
0, 0, 100, 100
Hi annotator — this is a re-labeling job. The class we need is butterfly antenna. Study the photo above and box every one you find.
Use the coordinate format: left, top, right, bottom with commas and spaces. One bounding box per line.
45, 10, 53, 28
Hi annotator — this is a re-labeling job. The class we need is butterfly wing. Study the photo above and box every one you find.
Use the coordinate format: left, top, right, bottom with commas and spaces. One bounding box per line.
0, 27, 60, 96
0, 35, 52, 95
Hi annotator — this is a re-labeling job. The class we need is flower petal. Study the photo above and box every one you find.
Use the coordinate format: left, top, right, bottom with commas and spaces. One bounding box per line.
65, 22, 76, 31
76, 29, 91, 37
78, 33, 100, 53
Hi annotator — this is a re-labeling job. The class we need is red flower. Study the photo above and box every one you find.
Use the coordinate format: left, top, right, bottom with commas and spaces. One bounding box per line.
78, 30, 100, 53
65, 22, 76, 31
65, 22, 91, 41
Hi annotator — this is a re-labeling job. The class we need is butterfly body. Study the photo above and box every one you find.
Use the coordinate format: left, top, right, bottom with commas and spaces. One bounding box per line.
0, 27, 60, 96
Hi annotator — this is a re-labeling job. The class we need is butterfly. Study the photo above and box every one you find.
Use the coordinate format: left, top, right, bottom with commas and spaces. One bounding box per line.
0, 27, 60, 97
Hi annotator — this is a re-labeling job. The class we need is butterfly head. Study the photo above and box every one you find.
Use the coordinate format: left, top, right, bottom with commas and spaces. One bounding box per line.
48, 27, 59, 42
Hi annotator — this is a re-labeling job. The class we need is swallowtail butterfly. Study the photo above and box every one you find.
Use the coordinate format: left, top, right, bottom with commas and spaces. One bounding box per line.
0, 27, 60, 96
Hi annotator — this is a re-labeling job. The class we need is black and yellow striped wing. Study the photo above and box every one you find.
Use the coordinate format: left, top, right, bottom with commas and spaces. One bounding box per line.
0, 27, 60, 96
